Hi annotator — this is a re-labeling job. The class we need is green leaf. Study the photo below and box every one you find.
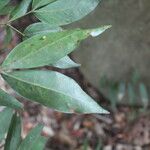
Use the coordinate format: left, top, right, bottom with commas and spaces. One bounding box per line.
30, 136, 47, 150
0, 5, 15, 16
4, 27, 13, 46
32, 0, 56, 10
2, 26, 110, 69
2, 70, 108, 114
0, 88, 23, 109
0, 108, 13, 141
24, 22, 62, 39
9, 0, 32, 22
34, 0, 101, 26
52, 56, 80, 69
0, 0, 10, 10
4, 113, 21, 150
17, 125, 43, 150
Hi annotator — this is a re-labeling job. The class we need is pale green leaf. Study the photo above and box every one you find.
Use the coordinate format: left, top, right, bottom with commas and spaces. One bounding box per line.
34, 0, 101, 26
2, 26, 110, 69
9, 0, 32, 22
52, 56, 80, 69
32, 0, 56, 10
0, 0, 10, 10
2, 70, 108, 114
0, 88, 23, 109
4, 113, 21, 150
17, 125, 43, 150
0, 108, 13, 141
24, 22, 62, 39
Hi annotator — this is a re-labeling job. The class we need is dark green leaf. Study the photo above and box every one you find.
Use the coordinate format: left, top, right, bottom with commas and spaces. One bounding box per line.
0, 108, 13, 141
17, 125, 43, 150
24, 22, 62, 39
4, 113, 21, 150
52, 56, 80, 69
2, 26, 110, 69
32, 0, 56, 10
2, 70, 108, 114
0, 5, 15, 16
0, 88, 23, 109
9, 0, 32, 22
34, 0, 101, 26
0, 0, 10, 10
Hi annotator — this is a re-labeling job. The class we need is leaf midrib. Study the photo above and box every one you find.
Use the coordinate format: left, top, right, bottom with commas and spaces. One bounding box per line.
3, 72, 86, 104
4, 30, 84, 68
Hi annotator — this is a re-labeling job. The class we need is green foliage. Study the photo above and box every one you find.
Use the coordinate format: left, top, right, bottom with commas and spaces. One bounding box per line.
0, 0, 11, 10
23, 22, 62, 39
34, 0, 101, 26
0, 0, 110, 149
0, 88, 22, 109
17, 125, 44, 150
0, 108, 13, 140
2, 70, 108, 114
4, 113, 21, 150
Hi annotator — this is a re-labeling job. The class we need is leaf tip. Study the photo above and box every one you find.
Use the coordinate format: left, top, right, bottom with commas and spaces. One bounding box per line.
89, 25, 112, 37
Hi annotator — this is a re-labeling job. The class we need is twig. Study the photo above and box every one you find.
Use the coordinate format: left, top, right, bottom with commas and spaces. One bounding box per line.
7, 24, 25, 37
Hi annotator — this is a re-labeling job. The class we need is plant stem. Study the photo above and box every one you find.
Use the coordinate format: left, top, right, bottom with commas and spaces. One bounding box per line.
7, 24, 25, 37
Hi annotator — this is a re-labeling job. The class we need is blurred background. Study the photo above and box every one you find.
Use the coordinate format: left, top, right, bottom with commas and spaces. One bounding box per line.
0, 0, 150, 149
